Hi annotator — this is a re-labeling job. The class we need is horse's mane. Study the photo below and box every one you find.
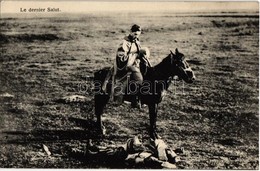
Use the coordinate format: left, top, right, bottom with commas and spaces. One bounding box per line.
148, 54, 173, 80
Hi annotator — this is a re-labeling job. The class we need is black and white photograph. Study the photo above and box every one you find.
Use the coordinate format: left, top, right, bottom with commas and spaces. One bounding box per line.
0, 1, 259, 169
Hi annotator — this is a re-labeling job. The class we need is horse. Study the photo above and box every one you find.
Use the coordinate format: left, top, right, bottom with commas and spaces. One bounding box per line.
94, 48, 195, 139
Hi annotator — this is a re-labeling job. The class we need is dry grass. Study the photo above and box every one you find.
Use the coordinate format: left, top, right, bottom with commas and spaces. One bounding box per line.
0, 12, 258, 169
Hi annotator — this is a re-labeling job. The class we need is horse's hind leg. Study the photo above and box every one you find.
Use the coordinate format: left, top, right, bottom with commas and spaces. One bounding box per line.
94, 94, 109, 135
95, 100, 104, 134
94, 68, 111, 135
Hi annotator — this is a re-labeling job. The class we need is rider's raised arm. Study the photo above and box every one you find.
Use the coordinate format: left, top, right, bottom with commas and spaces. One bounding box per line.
116, 39, 130, 62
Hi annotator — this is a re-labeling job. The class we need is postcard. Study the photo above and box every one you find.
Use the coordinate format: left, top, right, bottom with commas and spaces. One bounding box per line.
0, 1, 259, 169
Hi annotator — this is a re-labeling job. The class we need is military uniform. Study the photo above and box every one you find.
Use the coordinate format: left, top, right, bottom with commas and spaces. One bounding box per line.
115, 34, 143, 84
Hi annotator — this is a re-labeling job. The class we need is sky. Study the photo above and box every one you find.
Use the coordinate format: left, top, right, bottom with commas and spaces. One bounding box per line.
1, 1, 259, 14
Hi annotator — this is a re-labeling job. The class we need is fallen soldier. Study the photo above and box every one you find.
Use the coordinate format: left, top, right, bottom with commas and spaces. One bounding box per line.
69, 136, 184, 169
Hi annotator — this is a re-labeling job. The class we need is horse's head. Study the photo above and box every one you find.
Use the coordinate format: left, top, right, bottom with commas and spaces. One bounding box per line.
169, 48, 196, 83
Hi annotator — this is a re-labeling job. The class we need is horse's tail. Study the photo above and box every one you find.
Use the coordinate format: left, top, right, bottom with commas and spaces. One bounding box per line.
94, 67, 110, 81
94, 67, 113, 94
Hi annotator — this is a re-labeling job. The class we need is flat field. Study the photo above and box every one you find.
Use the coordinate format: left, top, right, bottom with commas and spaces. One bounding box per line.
0, 12, 259, 169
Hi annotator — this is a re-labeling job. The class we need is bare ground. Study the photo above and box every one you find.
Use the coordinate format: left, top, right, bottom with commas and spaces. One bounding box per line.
0, 12, 259, 169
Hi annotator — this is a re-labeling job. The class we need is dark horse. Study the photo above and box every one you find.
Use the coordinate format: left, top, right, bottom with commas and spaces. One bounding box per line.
94, 48, 195, 139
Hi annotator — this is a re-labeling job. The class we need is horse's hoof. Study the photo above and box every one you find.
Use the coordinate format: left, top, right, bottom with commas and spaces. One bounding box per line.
101, 126, 107, 135
150, 132, 161, 140
156, 134, 162, 139
97, 127, 106, 135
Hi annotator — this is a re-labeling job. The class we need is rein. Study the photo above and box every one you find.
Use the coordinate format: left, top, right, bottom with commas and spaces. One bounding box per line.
117, 72, 131, 82
151, 53, 188, 92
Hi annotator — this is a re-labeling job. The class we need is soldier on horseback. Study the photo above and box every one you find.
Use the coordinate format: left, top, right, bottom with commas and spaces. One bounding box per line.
114, 24, 151, 108
95, 34, 195, 137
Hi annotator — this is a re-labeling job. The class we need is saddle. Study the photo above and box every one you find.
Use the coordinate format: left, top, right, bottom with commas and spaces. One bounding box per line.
102, 53, 151, 104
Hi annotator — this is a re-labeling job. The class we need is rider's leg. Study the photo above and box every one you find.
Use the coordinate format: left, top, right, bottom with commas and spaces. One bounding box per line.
127, 66, 143, 108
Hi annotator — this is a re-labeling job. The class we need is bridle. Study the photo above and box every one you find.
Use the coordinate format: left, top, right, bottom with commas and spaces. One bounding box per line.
169, 50, 192, 81
169, 51, 185, 72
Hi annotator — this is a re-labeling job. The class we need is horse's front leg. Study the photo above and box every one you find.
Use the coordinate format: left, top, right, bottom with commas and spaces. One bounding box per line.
148, 103, 159, 139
